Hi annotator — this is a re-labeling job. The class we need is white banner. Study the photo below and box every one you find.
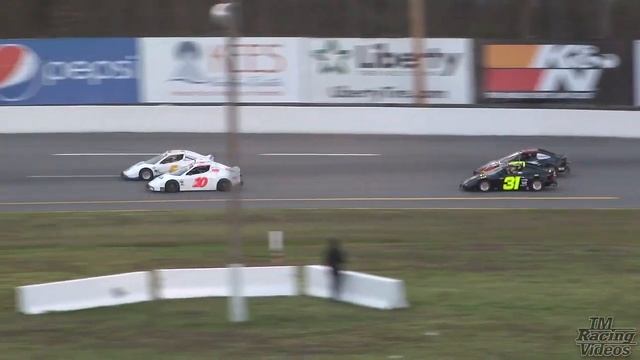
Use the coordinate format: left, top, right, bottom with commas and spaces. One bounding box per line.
140, 37, 302, 103
305, 38, 474, 104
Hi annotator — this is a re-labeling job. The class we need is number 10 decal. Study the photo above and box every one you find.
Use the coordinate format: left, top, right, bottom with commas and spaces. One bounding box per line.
194, 177, 209, 188
503, 176, 521, 190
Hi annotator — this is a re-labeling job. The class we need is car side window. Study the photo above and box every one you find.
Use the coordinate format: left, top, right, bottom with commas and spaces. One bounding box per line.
519, 152, 532, 161
186, 165, 210, 176
161, 155, 177, 164
175, 154, 184, 161
536, 153, 551, 160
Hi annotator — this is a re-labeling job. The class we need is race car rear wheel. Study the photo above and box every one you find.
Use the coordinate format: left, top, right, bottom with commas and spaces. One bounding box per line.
139, 168, 154, 181
165, 180, 180, 193
217, 179, 232, 192
531, 179, 543, 192
479, 180, 491, 192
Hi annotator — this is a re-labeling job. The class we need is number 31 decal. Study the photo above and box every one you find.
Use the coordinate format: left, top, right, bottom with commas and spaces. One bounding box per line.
194, 177, 209, 188
503, 176, 521, 190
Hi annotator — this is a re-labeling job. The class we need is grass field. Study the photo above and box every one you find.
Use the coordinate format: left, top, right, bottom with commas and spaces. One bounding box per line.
0, 209, 639, 359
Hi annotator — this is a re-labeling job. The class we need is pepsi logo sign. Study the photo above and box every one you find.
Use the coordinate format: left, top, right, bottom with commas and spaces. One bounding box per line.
0, 44, 41, 101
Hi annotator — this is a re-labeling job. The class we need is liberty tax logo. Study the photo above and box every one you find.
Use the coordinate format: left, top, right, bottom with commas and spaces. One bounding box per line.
484, 44, 620, 100
310, 40, 351, 74
0, 44, 41, 101
576, 317, 637, 357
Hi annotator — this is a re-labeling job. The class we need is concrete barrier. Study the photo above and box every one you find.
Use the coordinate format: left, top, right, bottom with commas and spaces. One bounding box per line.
1, 105, 640, 138
156, 266, 298, 300
243, 266, 299, 297
16, 266, 406, 314
303, 265, 408, 310
155, 268, 228, 299
16, 271, 153, 315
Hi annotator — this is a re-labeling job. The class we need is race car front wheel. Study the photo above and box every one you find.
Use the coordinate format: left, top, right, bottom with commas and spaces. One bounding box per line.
479, 180, 491, 192
139, 168, 154, 181
165, 180, 180, 193
531, 179, 543, 192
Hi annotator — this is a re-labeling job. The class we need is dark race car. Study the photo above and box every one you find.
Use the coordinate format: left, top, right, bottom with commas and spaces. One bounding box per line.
461, 161, 557, 192
473, 148, 570, 175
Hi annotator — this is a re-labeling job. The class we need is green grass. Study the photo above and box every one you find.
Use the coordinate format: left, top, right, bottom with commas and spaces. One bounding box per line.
0, 209, 639, 359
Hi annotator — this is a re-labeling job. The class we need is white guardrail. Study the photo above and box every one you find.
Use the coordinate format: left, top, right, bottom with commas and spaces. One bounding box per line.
1, 106, 640, 138
303, 265, 409, 310
16, 265, 407, 314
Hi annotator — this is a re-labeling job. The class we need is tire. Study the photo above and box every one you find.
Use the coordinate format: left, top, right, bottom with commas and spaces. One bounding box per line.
531, 179, 543, 192
217, 179, 232, 192
478, 180, 491, 192
165, 180, 180, 193
139, 168, 154, 181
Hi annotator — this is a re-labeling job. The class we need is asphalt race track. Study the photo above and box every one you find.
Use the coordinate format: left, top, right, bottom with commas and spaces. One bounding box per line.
1, 133, 639, 212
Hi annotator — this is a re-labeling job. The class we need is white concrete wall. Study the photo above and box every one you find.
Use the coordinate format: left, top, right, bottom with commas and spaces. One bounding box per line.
156, 268, 228, 299
303, 265, 409, 310
1, 105, 639, 137
16, 266, 407, 314
242, 266, 299, 297
16, 272, 153, 315
156, 266, 298, 300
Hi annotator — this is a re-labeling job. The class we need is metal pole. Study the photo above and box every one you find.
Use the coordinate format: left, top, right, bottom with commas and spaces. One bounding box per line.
211, 1, 248, 323
227, 0, 248, 323
408, 0, 426, 105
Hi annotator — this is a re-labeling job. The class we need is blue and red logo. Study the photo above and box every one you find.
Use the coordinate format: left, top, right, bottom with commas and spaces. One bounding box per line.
0, 38, 138, 105
0, 44, 41, 101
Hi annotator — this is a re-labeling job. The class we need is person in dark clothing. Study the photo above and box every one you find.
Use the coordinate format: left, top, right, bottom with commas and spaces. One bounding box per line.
324, 238, 346, 300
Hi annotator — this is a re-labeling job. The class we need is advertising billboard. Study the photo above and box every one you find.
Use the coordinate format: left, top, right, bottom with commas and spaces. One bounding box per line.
306, 38, 474, 104
477, 41, 633, 106
140, 37, 301, 103
0, 38, 138, 105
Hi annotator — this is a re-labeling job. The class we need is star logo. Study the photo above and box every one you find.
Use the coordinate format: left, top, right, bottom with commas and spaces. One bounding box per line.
310, 40, 351, 74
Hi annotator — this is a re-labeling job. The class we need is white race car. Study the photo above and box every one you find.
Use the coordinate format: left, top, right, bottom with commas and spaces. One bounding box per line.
121, 150, 212, 181
146, 159, 242, 193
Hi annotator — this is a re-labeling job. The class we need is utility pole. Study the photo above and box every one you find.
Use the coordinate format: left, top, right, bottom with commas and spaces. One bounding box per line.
408, 0, 427, 105
210, 1, 248, 323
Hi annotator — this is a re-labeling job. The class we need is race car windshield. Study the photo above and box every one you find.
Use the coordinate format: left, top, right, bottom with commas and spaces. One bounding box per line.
499, 152, 519, 162
485, 166, 505, 175
146, 154, 164, 164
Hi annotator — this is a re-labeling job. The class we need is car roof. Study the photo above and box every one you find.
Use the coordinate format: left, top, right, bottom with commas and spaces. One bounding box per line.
164, 150, 206, 156
537, 148, 555, 154
192, 160, 216, 167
